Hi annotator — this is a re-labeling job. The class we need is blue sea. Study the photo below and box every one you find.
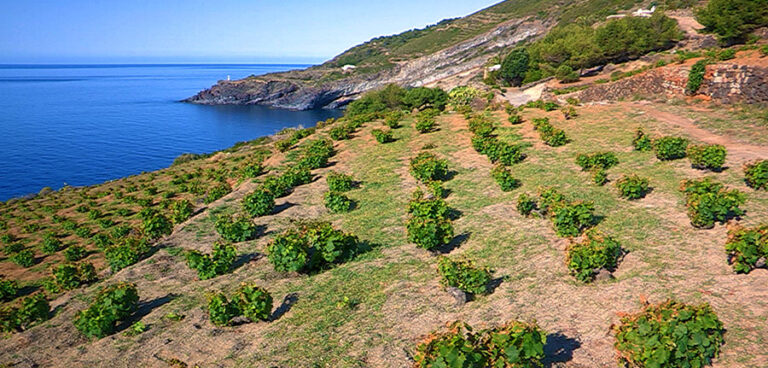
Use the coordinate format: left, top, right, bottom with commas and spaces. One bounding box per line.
0, 64, 342, 201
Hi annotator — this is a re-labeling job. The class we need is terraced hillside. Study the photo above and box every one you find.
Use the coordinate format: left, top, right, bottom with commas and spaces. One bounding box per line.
2, 95, 768, 367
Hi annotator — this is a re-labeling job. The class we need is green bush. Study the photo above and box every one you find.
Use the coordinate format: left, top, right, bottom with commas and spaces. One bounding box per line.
517, 194, 538, 217
371, 129, 394, 143
139, 209, 172, 239
408, 191, 449, 219
687, 144, 726, 171
555, 64, 580, 83
632, 128, 653, 151
329, 125, 354, 140
575, 152, 619, 171
414, 321, 546, 367
532, 118, 568, 146
537, 188, 596, 237
49, 262, 97, 292
500, 48, 530, 86
171, 199, 194, 224
744, 160, 768, 190
415, 116, 436, 133
74, 282, 139, 338
234, 283, 273, 322
11, 250, 35, 268
410, 152, 449, 183
566, 231, 623, 282
402, 87, 448, 111
266, 223, 358, 273
326, 171, 354, 192
681, 178, 746, 228
654, 136, 689, 160
695, 0, 768, 43
215, 214, 259, 242
204, 182, 231, 204
437, 257, 492, 295
406, 216, 454, 250
508, 113, 523, 125
725, 224, 768, 273
468, 115, 496, 138
613, 300, 725, 367
241, 162, 264, 178
185, 241, 237, 280
385, 111, 403, 129
426, 181, 447, 199
3, 242, 23, 255
0, 277, 19, 301
1, 294, 50, 333
491, 164, 520, 191
243, 188, 275, 217
616, 175, 651, 200
448, 86, 480, 106
104, 237, 150, 272
64, 245, 87, 262
686, 59, 708, 95
297, 139, 334, 169
471, 137, 526, 165
561, 106, 578, 119
41, 233, 64, 254
207, 292, 240, 326
592, 169, 608, 186
324, 191, 354, 213
281, 165, 312, 188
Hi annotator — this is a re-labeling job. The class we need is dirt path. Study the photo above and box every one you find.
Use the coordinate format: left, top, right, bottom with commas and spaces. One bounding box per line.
629, 102, 768, 163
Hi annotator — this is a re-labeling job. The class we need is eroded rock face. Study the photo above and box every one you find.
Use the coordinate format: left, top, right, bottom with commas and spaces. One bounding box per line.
185, 20, 549, 110
566, 62, 768, 104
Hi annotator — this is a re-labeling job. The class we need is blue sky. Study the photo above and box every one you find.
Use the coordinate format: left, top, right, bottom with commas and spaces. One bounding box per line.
0, 0, 501, 64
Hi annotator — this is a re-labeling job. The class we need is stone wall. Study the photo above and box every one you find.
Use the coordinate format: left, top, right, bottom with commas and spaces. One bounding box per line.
563, 62, 768, 105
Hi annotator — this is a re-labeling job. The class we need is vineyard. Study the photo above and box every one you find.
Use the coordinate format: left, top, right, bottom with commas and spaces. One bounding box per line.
1, 90, 768, 366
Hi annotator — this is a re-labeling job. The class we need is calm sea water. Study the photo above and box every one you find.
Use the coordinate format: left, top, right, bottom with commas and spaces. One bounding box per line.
0, 64, 342, 201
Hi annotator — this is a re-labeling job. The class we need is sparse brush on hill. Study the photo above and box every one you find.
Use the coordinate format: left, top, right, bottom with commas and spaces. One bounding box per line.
324, 191, 355, 213
696, 0, 768, 44
207, 284, 273, 326
46, 262, 97, 293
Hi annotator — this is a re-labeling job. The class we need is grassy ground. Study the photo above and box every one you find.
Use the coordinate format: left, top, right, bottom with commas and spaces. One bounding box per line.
1, 101, 767, 367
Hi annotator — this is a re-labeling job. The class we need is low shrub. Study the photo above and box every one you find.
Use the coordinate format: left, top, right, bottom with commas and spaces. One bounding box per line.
207, 292, 240, 326
324, 191, 354, 213
561, 106, 578, 119
3, 242, 23, 255
261, 175, 291, 198
537, 188, 596, 237
243, 188, 275, 217
410, 152, 449, 183
385, 111, 402, 129
437, 257, 492, 295
532, 118, 568, 146
64, 245, 87, 262
0, 277, 18, 301
139, 209, 172, 240
491, 164, 520, 191
686, 59, 708, 95
426, 181, 447, 199
725, 224, 768, 273
329, 125, 353, 140
204, 182, 231, 204
687, 144, 727, 171
11, 250, 35, 268
575, 152, 619, 171
49, 262, 97, 292
371, 129, 394, 143
326, 171, 354, 192
468, 116, 496, 138
592, 169, 608, 186
654, 136, 689, 160
508, 113, 523, 125
613, 300, 724, 368
233, 283, 273, 322
267, 222, 358, 273
0, 294, 50, 333
104, 237, 150, 272
280, 165, 312, 188
215, 214, 259, 242
170, 199, 194, 224
566, 231, 623, 282
74, 282, 138, 338
241, 162, 264, 178
632, 128, 653, 151
41, 233, 64, 254
297, 139, 334, 169
185, 241, 237, 280
415, 116, 436, 133
406, 216, 454, 250
517, 194, 538, 217
414, 321, 546, 367
408, 191, 449, 219
681, 178, 745, 228
471, 137, 526, 165
616, 175, 651, 200
743, 160, 768, 190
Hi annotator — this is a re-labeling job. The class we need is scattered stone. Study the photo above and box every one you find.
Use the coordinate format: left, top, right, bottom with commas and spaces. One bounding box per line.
756, 257, 766, 269
446, 287, 469, 306
594, 268, 613, 282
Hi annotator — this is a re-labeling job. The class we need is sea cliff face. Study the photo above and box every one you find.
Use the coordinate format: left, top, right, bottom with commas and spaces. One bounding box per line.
184, 19, 548, 110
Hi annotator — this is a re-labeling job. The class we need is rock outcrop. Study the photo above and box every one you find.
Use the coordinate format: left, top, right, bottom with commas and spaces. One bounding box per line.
185, 19, 548, 110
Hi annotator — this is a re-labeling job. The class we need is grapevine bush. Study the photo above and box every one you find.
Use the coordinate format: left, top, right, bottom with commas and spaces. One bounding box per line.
517, 193, 538, 217
74, 282, 138, 338
215, 213, 259, 242
471, 137, 526, 165
207, 284, 273, 326
48, 262, 97, 292
0, 277, 18, 301
407, 216, 454, 251
633, 128, 653, 151
575, 152, 618, 171
653, 136, 689, 161
437, 256, 493, 295
297, 139, 334, 169
138, 208, 172, 239
532, 118, 568, 147
11, 250, 35, 268
326, 171, 354, 192
267, 222, 359, 273
329, 125, 354, 140
415, 116, 437, 133
566, 230, 623, 282
371, 129, 394, 144
171, 199, 194, 224
1, 294, 50, 333
185, 241, 237, 280
204, 182, 231, 204
743, 160, 768, 190
410, 152, 449, 183
104, 237, 150, 272
324, 191, 354, 213
64, 245, 87, 262
680, 178, 745, 228
243, 188, 275, 217
613, 300, 724, 368
725, 224, 768, 273
414, 321, 546, 368
536, 188, 596, 237
491, 164, 521, 191
616, 175, 651, 200
687, 144, 727, 171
